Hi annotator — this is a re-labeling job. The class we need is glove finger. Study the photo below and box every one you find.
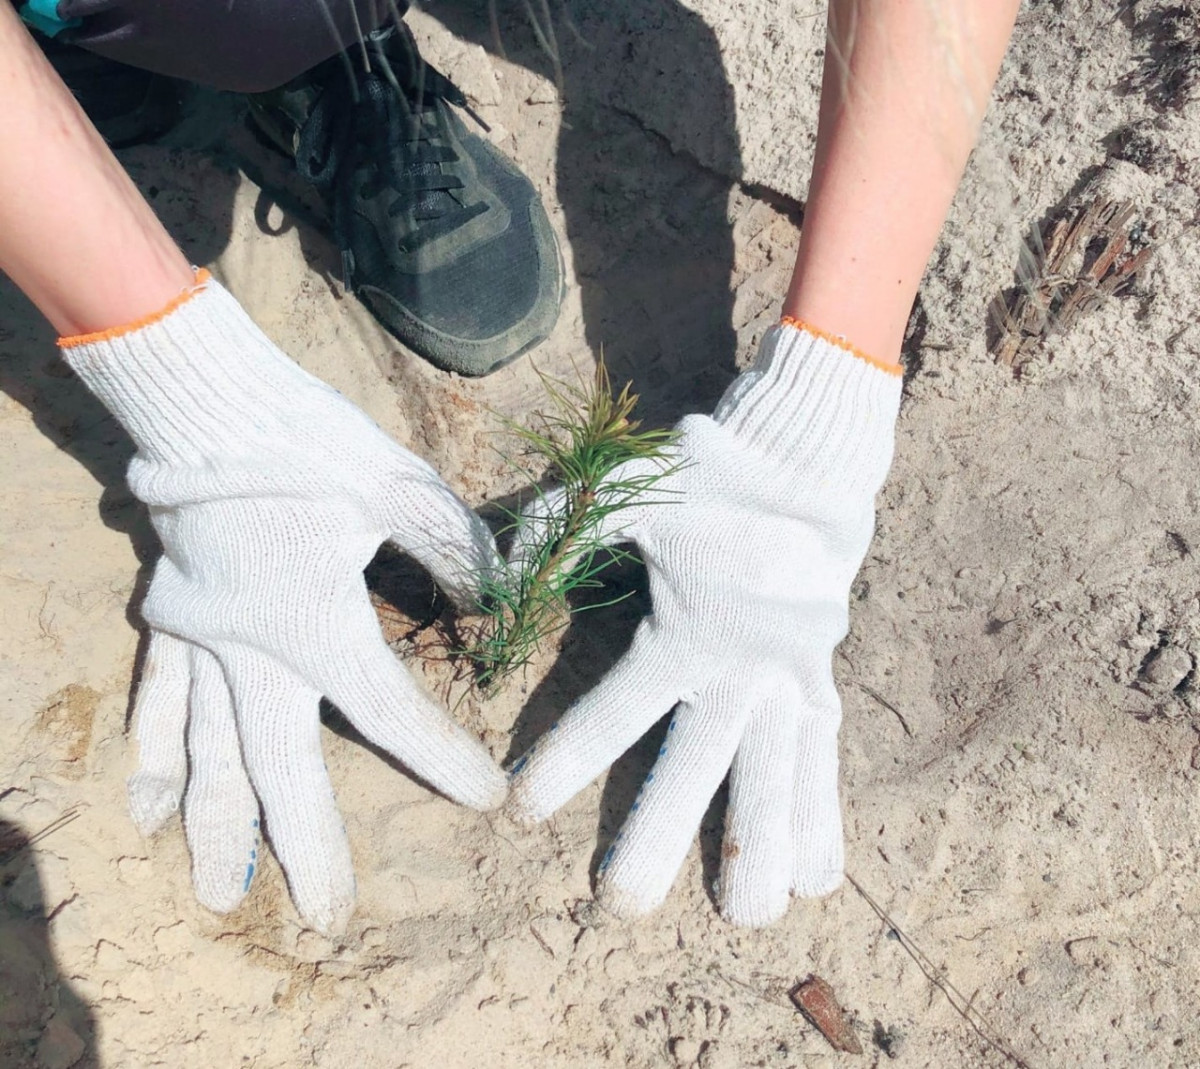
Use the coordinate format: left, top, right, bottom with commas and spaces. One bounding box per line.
718, 683, 799, 927
223, 651, 356, 936
384, 458, 501, 613
182, 647, 261, 915
319, 598, 507, 812
507, 622, 694, 824
597, 674, 749, 919
791, 702, 845, 897
127, 630, 191, 835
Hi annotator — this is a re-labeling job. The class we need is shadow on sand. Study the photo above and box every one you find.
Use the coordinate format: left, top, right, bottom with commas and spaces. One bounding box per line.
0, 816, 98, 1069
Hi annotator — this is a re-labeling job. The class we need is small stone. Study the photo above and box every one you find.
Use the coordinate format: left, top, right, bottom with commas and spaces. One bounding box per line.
35, 1015, 85, 1069
1017, 965, 1038, 986
1140, 645, 1194, 692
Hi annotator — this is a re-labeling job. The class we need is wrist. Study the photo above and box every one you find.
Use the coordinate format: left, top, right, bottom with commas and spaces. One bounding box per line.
59, 271, 315, 465
0, 3, 195, 336
714, 321, 902, 497
781, 269, 907, 369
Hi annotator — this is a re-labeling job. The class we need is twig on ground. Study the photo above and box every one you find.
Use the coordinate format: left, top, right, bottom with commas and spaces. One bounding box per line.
855, 682, 914, 737
0, 806, 82, 864
846, 873, 1035, 1069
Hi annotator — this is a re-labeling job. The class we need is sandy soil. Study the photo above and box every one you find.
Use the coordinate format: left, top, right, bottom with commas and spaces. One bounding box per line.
2, 1, 1199, 1066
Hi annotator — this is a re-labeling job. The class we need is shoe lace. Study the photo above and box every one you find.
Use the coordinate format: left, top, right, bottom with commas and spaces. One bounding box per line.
293, 33, 491, 286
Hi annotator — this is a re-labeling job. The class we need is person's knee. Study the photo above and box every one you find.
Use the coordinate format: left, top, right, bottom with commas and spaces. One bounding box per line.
59, 0, 396, 93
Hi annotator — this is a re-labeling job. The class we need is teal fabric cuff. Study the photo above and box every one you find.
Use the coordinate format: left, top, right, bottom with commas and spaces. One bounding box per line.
18, 0, 83, 37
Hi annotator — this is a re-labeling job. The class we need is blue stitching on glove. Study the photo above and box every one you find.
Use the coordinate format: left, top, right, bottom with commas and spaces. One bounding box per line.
242, 818, 260, 892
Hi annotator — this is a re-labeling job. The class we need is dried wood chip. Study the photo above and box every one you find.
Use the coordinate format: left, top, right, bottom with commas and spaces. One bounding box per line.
790, 974, 863, 1055
990, 197, 1153, 373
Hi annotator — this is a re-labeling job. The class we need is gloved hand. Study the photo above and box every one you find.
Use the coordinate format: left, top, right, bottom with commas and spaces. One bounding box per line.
507, 321, 902, 926
61, 271, 506, 934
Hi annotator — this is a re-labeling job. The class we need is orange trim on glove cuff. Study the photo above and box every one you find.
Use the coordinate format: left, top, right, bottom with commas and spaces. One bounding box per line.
57, 268, 212, 350
779, 315, 903, 378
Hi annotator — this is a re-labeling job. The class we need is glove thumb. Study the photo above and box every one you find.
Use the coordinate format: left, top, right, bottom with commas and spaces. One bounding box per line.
382, 452, 500, 613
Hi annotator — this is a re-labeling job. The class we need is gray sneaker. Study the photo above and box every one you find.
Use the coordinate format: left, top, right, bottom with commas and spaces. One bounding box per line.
250, 26, 563, 376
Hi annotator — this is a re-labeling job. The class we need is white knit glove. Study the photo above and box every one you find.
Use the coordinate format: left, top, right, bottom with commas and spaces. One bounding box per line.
507, 322, 902, 926
61, 272, 506, 934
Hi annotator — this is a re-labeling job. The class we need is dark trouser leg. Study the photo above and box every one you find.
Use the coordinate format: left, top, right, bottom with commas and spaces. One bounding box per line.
42, 0, 406, 92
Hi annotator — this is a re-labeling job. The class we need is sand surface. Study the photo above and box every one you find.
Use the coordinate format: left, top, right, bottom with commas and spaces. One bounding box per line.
2, 1, 1199, 1066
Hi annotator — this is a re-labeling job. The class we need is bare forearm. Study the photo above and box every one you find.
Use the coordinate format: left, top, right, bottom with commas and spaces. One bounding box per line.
784, 0, 1021, 364
0, 4, 191, 336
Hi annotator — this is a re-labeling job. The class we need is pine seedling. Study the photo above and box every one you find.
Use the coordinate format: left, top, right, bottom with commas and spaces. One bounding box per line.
468, 358, 679, 693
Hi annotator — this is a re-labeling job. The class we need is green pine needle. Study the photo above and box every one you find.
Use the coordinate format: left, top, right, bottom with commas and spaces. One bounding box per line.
467, 357, 679, 693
